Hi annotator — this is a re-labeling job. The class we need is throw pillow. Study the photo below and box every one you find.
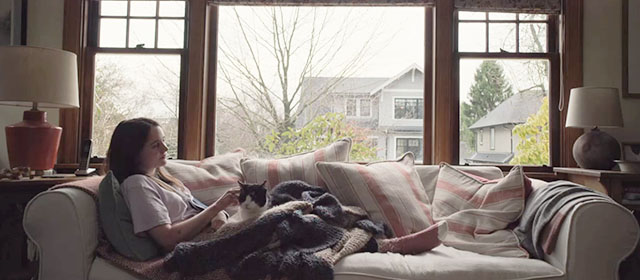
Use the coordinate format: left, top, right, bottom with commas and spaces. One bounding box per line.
164, 149, 245, 205
432, 163, 529, 258
315, 152, 433, 237
98, 171, 160, 261
241, 138, 352, 189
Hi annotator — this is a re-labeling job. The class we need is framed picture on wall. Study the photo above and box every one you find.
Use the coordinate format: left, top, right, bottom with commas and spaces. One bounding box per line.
623, 0, 640, 98
0, 0, 26, 46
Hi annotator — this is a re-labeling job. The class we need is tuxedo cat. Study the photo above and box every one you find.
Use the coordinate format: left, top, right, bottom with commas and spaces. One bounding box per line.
228, 180, 269, 223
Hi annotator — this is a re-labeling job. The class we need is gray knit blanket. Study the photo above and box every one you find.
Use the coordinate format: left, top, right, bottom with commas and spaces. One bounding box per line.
164, 180, 389, 280
514, 180, 613, 259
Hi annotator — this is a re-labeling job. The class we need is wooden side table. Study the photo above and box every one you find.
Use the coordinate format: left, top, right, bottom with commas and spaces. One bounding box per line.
0, 176, 85, 280
553, 167, 640, 211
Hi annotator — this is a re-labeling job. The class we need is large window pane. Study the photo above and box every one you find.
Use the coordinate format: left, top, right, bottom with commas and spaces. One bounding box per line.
489, 23, 516, 53
93, 54, 181, 158
216, 6, 424, 162
459, 59, 549, 165
519, 23, 547, 52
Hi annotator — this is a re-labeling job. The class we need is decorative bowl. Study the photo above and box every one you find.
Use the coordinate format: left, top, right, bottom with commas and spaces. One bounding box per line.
614, 160, 640, 174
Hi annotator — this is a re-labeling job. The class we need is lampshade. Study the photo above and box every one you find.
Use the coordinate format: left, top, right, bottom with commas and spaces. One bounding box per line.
0, 46, 79, 108
565, 87, 623, 128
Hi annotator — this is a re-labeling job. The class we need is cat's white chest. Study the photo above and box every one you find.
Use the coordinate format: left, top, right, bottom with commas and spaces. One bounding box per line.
228, 196, 268, 223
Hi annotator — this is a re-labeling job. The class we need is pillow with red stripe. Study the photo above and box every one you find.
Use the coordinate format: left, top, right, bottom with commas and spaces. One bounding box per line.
164, 149, 244, 205
432, 163, 529, 258
241, 138, 351, 189
315, 152, 433, 237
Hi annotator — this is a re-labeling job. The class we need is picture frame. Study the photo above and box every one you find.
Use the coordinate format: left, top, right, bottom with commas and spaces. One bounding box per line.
621, 142, 640, 162
623, 0, 640, 98
0, 0, 26, 46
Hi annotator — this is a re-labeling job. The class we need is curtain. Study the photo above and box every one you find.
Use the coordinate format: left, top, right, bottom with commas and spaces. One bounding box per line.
454, 0, 561, 14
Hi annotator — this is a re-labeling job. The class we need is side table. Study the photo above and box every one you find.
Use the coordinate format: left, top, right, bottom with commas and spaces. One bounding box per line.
0, 176, 85, 280
553, 167, 640, 211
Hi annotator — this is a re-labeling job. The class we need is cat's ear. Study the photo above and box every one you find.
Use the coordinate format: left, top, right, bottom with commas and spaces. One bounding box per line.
237, 181, 246, 189
261, 180, 267, 187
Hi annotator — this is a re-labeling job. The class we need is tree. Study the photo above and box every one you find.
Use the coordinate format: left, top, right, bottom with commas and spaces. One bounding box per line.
92, 62, 134, 156
216, 7, 380, 154
460, 61, 513, 148
510, 96, 549, 165
263, 112, 377, 161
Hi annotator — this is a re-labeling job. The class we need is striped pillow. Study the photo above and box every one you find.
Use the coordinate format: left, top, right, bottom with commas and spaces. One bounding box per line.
433, 163, 529, 258
241, 138, 351, 189
164, 150, 244, 205
316, 152, 433, 237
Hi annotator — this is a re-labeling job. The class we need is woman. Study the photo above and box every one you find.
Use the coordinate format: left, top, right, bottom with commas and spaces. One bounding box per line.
106, 118, 239, 253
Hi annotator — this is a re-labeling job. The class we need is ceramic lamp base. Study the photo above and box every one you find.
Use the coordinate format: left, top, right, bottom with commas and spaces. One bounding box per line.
572, 127, 620, 170
5, 110, 62, 171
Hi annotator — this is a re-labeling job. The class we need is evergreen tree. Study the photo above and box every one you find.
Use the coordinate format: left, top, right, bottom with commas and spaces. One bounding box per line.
460, 61, 513, 149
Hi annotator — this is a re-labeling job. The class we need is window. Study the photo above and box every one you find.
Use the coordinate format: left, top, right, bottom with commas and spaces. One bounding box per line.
396, 138, 423, 162
457, 11, 558, 166
490, 127, 495, 150
345, 97, 371, 117
215, 6, 424, 161
394, 98, 424, 119
87, 0, 187, 158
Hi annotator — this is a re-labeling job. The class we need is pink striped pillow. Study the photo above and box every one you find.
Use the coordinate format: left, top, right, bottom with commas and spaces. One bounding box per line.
164, 150, 244, 205
315, 152, 433, 237
433, 163, 528, 258
241, 138, 351, 189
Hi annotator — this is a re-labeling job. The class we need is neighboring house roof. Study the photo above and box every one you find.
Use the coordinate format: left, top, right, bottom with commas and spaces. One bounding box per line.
466, 152, 514, 164
369, 63, 423, 95
301, 77, 387, 94
469, 90, 546, 130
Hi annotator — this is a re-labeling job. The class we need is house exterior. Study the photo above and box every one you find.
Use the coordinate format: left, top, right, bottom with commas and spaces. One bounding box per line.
298, 65, 425, 161
465, 90, 546, 164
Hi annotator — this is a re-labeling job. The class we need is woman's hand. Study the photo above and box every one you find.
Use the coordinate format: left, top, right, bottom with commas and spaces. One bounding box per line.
211, 188, 240, 211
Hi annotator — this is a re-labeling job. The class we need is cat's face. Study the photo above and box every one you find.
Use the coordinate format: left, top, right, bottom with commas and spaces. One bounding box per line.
237, 181, 268, 211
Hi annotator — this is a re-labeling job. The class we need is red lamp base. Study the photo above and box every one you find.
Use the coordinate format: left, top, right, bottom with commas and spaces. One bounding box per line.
5, 110, 62, 171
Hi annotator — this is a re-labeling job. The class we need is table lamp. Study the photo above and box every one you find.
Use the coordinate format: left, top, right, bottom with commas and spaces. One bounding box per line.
565, 87, 624, 170
0, 46, 79, 172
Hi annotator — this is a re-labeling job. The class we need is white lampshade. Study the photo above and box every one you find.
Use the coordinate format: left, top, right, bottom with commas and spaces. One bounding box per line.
565, 87, 624, 128
0, 46, 79, 108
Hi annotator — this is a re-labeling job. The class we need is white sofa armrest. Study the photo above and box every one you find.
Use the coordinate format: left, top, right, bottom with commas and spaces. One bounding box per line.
542, 201, 639, 280
23, 188, 99, 280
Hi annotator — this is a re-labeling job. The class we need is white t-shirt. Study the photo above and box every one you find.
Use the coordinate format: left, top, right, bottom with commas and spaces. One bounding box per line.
121, 175, 200, 234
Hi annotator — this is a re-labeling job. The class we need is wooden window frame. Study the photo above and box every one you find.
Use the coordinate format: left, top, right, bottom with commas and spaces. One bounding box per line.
60, 0, 211, 163
61, 0, 580, 170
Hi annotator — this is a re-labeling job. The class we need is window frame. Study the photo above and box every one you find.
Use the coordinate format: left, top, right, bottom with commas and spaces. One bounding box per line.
452, 10, 560, 169
392, 97, 424, 120
60, 0, 582, 175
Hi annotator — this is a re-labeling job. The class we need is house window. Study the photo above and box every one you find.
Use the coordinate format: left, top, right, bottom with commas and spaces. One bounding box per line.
396, 138, 422, 161
394, 98, 424, 119
346, 99, 357, 117
490, 127, 495, 150
215, 6, 424, 160
86, 0, 187, 158
479, 129, 483, 145
458, 11, 557, 165
345, 97, 371, 117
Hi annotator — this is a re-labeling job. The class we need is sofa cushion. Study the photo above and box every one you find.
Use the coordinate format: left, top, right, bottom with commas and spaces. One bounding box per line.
164, 150, 244, 205
241, 138, 351, 189
415, 165, 504, 205
97, 171, 160, 261
432, 163, 528, 258
333, 245, 564, 280
316, 152, 432, 237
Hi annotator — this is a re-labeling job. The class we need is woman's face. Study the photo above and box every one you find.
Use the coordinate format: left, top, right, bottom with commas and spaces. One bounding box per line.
138, 126, 168, 174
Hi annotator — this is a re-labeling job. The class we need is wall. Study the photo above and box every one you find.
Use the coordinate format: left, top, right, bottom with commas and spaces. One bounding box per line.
0, 0, 64, 169
583, 0, 640, 143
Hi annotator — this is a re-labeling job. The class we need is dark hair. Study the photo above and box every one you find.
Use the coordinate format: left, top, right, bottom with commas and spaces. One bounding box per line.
106, 118, 160, 183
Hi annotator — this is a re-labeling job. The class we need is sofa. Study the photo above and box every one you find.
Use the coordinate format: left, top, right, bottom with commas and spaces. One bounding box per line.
23, 164, 640, 280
